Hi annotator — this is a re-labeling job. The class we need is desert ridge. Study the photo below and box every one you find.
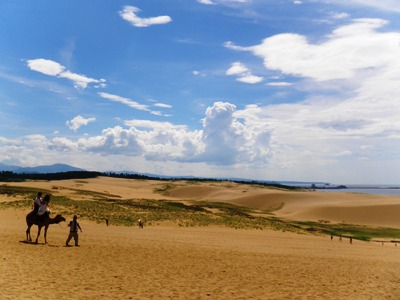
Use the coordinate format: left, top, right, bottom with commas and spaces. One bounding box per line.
6, 176, 400, 228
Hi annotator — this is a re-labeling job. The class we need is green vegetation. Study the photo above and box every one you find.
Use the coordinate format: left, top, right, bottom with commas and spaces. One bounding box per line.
153, 183, 181, 196
2, 184, 400, 241
288, 220, 400, 241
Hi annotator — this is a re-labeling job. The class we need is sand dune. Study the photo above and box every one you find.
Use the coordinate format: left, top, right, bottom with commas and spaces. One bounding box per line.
6, 177, 400, 228
168, 181, 400, 228
3, 177, 400, 299
2, 207, 400, 300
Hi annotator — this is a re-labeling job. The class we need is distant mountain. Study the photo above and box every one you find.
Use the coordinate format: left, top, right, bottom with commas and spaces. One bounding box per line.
0, 163, 85, 174
0, 163, 20, 172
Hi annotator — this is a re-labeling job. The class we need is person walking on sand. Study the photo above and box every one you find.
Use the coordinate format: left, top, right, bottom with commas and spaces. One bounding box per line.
66, 215, 82, 247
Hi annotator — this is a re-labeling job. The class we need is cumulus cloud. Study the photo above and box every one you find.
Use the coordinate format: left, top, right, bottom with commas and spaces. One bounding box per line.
73, 102, 256, 164
119, 6, 172, 27
66, 115, 96, 132
3, 91, 400, 182
26, 58, 105, 89
3, 102, 270, 167
199, 102, 245, 164
226, 62, 263, 84
26, 59, 65, 76
226, 19, 400, 82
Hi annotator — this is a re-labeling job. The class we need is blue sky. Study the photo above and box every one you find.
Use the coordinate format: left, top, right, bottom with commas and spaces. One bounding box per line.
1, 0, 400, 184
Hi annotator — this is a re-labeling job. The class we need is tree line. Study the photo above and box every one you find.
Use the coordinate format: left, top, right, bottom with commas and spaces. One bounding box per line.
0, 170, 299, 190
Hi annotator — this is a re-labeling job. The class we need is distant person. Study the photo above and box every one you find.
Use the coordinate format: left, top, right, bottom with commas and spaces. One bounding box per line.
339, 235, 342, 242
37, 194, 51, 216
330, 233, 333, 241
350, 237, 352, 244
105, 218, 109, 226
32, 192, 43, 214
138, 218, 144, 229
66, 215, 82, 247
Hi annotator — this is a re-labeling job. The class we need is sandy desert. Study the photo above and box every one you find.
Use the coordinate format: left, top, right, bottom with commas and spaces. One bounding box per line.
2, 177, 400, 299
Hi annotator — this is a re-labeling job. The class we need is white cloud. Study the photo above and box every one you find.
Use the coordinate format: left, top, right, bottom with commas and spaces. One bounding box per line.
237, 74, 264, 84
226, 62, 249, 76
26, 58, 105, 89
153, 102, 172, 109
331, 12, 349, 19
226, 18, 400, 82
224, 41, 247, 51
2, 90, 400, 183
98, 92, 150, 112
26, 59, 65, 76
80, 102, 268, 165
199, 102, 245, 164
223, 0, 251, 3
66, 115, 96, 132
336, 151, 352, 157
226, 62, 263, 84
124, 120, 185, 130
192, 70, 207, 77
197, 0, 215, 5
1, 102, 270, 167
230, 95, 400, 183
59, 71, 100, 89
197, 0, 251, 5
119, 6, 172, 28
328, 0, 400, 12
266, 82, 292, 87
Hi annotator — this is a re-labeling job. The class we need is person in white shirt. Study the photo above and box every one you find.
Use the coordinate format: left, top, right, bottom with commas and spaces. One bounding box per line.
32, 192, 43, 214
37, 194, 51, 216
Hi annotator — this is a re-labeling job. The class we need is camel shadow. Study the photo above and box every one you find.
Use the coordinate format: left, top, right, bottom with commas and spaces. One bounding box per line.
19, 240, 62, 247
19, 240, 44, 246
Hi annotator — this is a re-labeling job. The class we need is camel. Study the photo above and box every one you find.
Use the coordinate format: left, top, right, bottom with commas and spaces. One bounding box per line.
26, 211, 66, 244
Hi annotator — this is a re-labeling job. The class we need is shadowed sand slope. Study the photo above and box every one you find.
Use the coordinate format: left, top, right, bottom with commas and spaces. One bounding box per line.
2, 209, 400, 300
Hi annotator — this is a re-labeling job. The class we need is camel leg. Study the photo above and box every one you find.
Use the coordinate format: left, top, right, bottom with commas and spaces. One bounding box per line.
44, 225, 49, 244
26, 224, 32, 242
35, 226, 42, 244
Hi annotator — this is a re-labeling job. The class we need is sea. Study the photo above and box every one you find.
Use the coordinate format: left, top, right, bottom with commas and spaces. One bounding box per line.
320, 185, 400, 196
281, 182, 400, 196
